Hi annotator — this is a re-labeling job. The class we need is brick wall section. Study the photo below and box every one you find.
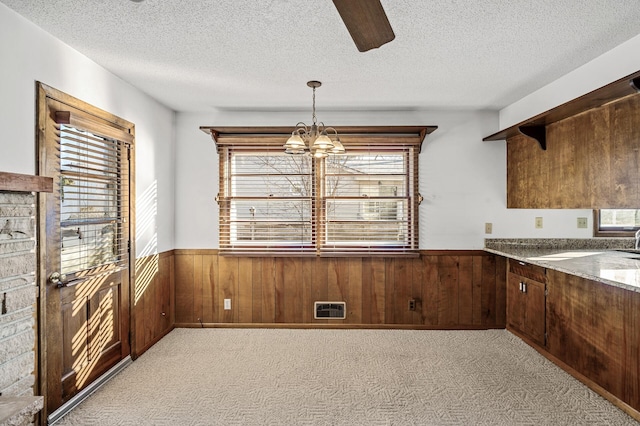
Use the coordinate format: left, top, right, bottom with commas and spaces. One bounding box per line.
0, 192, 36, 397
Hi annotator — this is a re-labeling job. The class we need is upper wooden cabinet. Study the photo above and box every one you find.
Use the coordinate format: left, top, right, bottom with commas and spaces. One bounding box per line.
485, 71, 640, 209
507, 94, 640, 208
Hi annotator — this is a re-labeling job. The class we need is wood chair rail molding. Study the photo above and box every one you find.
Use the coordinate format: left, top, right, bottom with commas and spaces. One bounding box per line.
483, 70, 640, 148
0, 171, 53, 192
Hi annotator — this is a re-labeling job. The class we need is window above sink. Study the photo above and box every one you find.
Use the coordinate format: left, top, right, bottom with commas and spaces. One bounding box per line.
595, 209, 640, 237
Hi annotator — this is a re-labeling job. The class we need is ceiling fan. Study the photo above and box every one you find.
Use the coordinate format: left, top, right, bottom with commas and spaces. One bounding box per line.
331, 0, 395, 52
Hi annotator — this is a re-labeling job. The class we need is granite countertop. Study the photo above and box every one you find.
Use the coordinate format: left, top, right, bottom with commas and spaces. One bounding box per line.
0, 396, 43, 426
484, 238, 640, 293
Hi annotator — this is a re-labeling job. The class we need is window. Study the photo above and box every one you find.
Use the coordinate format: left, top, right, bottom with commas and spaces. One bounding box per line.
212, 127, 428, 256
595, 209, 640, 237
322, 151, 415, 254
59, 124, 129, 276
221, 151, 313, 252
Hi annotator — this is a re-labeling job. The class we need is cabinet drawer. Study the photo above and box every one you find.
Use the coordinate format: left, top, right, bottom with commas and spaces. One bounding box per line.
509, 259, 546, 283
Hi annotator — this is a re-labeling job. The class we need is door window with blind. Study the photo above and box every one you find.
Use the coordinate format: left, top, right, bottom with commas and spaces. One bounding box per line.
216, 133, 422, 256
58, 124, 130, 277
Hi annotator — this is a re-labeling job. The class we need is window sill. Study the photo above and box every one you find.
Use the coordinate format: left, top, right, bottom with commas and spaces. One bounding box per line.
594, 230, 638, 238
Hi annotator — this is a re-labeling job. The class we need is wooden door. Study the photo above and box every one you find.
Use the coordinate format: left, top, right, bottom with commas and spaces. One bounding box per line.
506, 272, 525, 333
523, 279, 546, 346
37, 84, 134, 419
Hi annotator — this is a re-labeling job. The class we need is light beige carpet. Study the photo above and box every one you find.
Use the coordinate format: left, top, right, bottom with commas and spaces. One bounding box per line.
55, 329, 638, 425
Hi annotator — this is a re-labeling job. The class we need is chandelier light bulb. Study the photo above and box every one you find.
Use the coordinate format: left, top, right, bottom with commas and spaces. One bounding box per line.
330, 139, 346, 154
284, 132, 306, 150
313, 149, 329, 158
311, 133, 334, 150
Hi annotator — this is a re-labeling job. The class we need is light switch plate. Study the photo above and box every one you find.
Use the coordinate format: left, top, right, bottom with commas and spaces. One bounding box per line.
577, 217, 588, 228
485, 222, 493, 234
224, 299, 231, 310
535, 217, 543, 229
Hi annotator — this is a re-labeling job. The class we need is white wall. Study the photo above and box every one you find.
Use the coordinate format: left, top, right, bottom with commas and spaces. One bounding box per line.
175, 109, 593, 250
5, 0, 621, 252
500, 33, 640, 128
0, 4, 175, 254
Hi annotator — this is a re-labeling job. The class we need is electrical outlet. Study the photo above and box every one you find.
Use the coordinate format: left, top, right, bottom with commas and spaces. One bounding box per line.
535, 217, 543, 229
485, 222, 493, 234
577, 217, 588, 228
224, 299, 231, 310
408, 299, 416, 311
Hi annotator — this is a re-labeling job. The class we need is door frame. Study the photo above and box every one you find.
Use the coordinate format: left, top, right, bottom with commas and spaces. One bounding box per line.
35, 82, 137, 423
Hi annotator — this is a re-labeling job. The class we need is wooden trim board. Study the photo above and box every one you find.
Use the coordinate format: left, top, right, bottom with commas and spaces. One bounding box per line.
0, 171, 53, 192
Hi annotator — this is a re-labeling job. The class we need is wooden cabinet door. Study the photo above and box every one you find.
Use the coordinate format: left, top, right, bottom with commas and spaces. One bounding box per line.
523, 279, 546, 347
507, 271, 546, 347
507, 272, 525, 333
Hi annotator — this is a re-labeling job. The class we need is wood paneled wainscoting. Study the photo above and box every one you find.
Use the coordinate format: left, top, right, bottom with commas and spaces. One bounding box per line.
173, 250, 506, 328
132, 251, 175, 356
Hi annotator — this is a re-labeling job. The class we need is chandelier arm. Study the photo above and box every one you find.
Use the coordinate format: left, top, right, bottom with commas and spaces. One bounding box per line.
324, 127, 339, 137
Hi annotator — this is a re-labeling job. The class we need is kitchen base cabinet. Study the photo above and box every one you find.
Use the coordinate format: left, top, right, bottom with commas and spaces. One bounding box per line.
507, 260, 546, 347
545, 269, 640, 414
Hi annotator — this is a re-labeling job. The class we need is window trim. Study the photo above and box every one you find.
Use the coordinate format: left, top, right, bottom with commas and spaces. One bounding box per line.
593, 209, 640, 237
203, 126, 437, 257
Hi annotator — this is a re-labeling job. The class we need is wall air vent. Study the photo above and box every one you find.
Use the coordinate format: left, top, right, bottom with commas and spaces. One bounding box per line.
314, 301, 346, 319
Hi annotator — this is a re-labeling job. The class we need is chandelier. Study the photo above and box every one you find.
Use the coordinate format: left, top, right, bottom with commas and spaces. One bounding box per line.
283, 81, 346, 158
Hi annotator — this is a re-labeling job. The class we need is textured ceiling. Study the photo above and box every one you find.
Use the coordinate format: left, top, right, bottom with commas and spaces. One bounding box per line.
3, 0, 640, 112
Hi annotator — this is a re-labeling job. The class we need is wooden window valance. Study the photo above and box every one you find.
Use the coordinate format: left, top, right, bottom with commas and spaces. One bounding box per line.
200, 126, 437, 153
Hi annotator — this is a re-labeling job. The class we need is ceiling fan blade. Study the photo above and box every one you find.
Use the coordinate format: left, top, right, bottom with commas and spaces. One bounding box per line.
332, 0, 395, 52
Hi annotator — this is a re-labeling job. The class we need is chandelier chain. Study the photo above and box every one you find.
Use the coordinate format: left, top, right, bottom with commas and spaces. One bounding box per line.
312, 86, 317, 125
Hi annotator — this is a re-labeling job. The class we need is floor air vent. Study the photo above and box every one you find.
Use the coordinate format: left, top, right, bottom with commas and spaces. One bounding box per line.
314, 301, 346, 319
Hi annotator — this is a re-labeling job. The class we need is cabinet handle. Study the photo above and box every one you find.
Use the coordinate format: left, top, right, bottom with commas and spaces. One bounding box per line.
522, 282, 527, 293
519, 282, 523, 292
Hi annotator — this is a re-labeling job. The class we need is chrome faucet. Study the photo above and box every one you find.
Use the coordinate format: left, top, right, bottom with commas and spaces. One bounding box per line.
635, 229, 640, 250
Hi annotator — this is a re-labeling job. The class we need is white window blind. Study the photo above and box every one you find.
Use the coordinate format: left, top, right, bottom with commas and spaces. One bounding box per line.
322, 148, 418, 254
57, 122, 130, 277
218, 137, 420, 256
220, 148, 315, 254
